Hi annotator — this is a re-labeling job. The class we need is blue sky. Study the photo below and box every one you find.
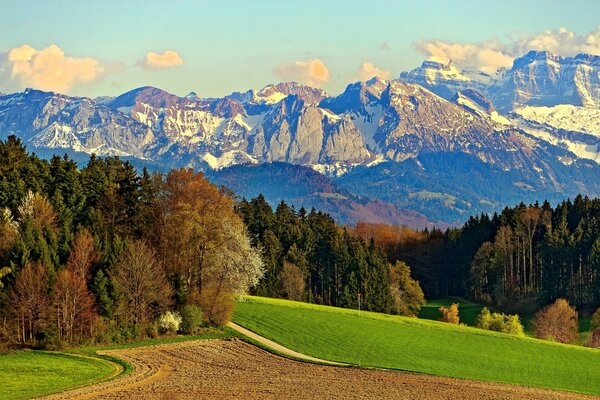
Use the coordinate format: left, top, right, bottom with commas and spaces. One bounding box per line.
1, 0, 600, 97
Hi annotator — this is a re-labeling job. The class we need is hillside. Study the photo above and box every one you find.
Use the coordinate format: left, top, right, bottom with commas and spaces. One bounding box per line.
233, 296, 600, 396
208, 162, 439, 228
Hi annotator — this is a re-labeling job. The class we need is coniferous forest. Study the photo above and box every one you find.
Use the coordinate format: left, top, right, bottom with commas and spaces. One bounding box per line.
2, 135, 600, 349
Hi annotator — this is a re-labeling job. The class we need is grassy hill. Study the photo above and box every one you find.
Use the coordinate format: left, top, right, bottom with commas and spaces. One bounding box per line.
233, 296, 600, 396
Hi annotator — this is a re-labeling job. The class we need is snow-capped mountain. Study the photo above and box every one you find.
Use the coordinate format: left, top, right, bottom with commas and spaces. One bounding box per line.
493, 51, 600, 112
399, 56, 494, 101
4, 50, 600, 224
400, 51, 600, 112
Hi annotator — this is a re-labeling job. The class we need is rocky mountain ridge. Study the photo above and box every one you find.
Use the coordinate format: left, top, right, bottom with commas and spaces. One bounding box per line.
3, 50, 600, 224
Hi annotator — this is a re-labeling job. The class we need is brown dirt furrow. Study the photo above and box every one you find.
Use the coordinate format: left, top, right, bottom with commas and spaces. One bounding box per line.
41, 339, 598, 400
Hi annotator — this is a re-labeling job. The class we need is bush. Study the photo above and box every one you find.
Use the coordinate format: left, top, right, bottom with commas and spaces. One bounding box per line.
533, 299, 579, 344
199, 284, 234, 326
180, 305, 203, 334
439, 303, 460, 324
591, 307, 600, 331
476, 307, 524, 336
589, 327, 600, 348
158, 311, 182, 334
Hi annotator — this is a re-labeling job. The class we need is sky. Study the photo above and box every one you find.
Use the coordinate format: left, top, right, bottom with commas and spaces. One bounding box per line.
1, 0, 600, 98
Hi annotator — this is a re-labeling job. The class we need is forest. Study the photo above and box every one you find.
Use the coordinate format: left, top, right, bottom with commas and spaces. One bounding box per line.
2, 135, 600, 349
0, 136, 423, 348
356, 198, 600, 314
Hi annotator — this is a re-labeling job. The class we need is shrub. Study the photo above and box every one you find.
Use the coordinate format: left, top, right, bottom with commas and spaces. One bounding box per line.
476, 307, 492, 329
439, 303, 460, 324
533, 299, 578, 344
591, 307, 600, 331
158, 311, 182, 334
180, 305, 203, 334
476, 307, 524, 336
200, 284, 235, 326
589, 327, 600, 348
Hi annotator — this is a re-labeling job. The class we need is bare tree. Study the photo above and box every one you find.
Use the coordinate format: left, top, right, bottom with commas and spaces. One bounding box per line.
111, 240, 172, 326
9, 262, 51, 343
54, 269, 97, 343
279, 261, 305, 301
66, 229, 98, 282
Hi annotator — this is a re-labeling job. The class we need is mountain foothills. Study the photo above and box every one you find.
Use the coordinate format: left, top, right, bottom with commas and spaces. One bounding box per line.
3, 50, 600, 224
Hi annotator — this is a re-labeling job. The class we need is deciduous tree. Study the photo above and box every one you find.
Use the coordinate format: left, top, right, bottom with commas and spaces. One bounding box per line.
534, 299, 579, 344
111, 240, 171, 326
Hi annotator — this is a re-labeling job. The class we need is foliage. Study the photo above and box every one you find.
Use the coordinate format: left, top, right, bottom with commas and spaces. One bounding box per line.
534, 299, 579, 344
158, 311, 182, 334
237, 196, 421, 314
388, 261, 425, 316
234, 296, 600, 396
589, 327, 600, 348
591, 307, 600, 332
0, 137, 265, 347
179, 305, 203, 334
438, 303, 460, 324
476, 307, 524, 336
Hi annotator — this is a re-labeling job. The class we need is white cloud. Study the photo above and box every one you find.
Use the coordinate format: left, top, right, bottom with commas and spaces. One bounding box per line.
274, 58, 330, 87
414, 26, 600, 74
138, 50, 183, 70
414, 39, 513, 74
2, 44, 104, 93
357, 62, 391, 81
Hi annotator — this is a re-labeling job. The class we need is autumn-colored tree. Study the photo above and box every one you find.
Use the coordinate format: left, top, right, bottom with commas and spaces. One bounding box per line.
158, 169, 263, 324
534, 299, 579, 344
589, 327, 600, 348
54, 269, 97, 343
111, 240, 172, 326
279, 261, 305, 301
590, 307, 600, 332
388, 261, 425, 317
9, 262, 51, 343
160, 169, 239, 301
65, 229, 98, 282
0, 208, 18, 289
439, 303, 460, 324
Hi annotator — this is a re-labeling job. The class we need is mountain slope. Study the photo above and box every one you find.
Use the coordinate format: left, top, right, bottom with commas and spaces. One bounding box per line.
207, 162, 439, 228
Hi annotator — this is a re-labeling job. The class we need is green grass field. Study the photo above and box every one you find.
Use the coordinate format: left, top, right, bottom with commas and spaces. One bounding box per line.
418, 297, 484, 326
233, 296, 600, 396
0, 351, 115, 400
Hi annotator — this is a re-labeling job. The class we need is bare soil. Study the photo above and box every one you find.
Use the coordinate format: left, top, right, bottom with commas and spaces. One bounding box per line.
41, 339, 597, 400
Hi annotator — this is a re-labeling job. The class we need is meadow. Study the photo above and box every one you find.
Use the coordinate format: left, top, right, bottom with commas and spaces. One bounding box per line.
1, 351, 115, 400
234, 296, 600, 396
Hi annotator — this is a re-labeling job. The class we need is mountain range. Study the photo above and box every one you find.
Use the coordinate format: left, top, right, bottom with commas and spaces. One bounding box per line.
3, 50, 600, 226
